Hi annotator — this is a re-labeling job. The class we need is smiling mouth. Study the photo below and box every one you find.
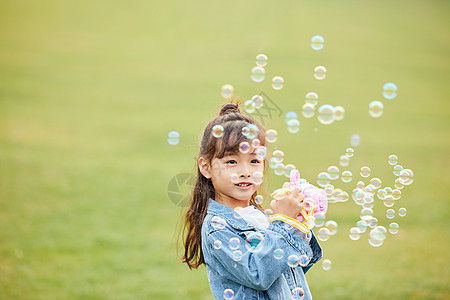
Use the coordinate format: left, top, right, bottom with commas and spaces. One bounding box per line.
235, 182, 252, 187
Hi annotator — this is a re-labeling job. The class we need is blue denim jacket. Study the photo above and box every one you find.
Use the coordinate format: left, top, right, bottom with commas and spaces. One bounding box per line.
201, 199, 322, 299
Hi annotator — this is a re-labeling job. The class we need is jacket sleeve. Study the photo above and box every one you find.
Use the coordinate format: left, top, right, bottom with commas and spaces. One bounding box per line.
204, 219, 315, 291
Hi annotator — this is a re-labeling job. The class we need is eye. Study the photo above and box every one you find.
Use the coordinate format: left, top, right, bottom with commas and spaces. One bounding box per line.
251, 159, 261, 164
225, 160, 237, 165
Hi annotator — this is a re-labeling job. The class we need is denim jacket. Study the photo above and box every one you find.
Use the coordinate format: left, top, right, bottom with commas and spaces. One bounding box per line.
201, 199, 323, 299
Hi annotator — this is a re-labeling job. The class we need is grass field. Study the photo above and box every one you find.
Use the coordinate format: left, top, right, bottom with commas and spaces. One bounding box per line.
0, 0, 449, 299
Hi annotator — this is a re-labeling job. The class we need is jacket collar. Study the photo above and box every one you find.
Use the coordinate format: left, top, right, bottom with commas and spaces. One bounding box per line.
206, 198, 256, 231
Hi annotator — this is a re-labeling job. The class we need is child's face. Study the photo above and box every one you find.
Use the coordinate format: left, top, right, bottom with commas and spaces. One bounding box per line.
206, 151, 264, 203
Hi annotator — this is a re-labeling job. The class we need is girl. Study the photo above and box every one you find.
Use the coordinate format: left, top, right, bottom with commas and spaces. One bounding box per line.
180, 103, 322, 299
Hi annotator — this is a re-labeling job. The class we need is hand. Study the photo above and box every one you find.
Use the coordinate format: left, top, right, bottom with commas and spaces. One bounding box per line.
270, 186, 306, 219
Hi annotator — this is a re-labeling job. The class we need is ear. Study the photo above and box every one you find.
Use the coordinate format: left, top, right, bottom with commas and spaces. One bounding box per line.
198, 157, 212, 179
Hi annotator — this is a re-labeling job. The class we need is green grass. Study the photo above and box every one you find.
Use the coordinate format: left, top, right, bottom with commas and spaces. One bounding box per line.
0, 0, 449, 299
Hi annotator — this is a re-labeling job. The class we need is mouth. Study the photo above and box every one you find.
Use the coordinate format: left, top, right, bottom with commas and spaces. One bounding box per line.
235, 182, 252, 190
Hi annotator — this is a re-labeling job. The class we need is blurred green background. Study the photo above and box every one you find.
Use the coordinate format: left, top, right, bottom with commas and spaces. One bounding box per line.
0, 0, 449, 299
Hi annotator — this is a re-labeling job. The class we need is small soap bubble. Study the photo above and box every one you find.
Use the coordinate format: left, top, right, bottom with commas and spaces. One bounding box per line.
255, 146, 267, 160
256, 54, 268, 67
299, 254, 309, 267
327, 166, 340, 180
356, 181, 365, 189
284, 164, 296, 178
332, 106, 345, 121
242, 124, 259, 139
314, 66, 327, 80
370, 178, 382, 189
231, 173, 239, 184
212, 125, 225, 138
244, 99, 256, 114
239, 141, 250, 154
317, 172, 330, 187
392, 189, 402, 200
314, 213, 326, 227
368, 237, 384, 247
272, 76, 284, 90
311, 35, 325, 50
287, 119, 300, 133
288, 254, 299, 267
305, 92, 319, 106
274, 163, 286, 176
302, 103, 316, 118
317, 104, 335, 125
322, 259, 332, 271
252, 171, 264, 185
369, 226, 387, 242
318, 228, 330, 241
398, 207, 407, 217
273, 248, 284, 260
252, 95, 264, 109
266, 129, 278, 143
360, 166, 371, 178
350, 134, 361, 147
292, 287, 305, 300
388, 154, 398, 165
341, 170, 352, 183
394, 178, 404, 189
211, 216, 226, 230
399, 169, 414, 185
389, 222, 399, 234
251, 139, 260, 148
369, 100, 384, 118
349, 227, 361, 240
393, 165, 403, 176
360, 207, 374, 220
228, 237, 240, 250
339, 155, 350, 167
245, 232, 265, 253
264, 208, 274, 217
382, 82, 398, 100
224, 288, 235, 300
383, 195, 395, 207
356, 220, 368, 233
285, 111, 298, 124
221, 84, 234, 99
255, 195, 263, 205
251, 66, 265, 83
325, 220, 338, 235
213, 240, 222, 249
386, 209, 395, 219
168, 131, 180, 145
345, 148, 355, 158
272, 150, 285, 162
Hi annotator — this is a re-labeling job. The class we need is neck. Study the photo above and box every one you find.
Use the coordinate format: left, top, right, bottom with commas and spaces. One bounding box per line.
215, 193, 250, 210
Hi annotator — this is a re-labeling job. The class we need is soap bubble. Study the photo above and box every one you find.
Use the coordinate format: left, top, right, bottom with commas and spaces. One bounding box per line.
302, 103, 316, 118
251, 66, 265, 82
288, 254, 299, 267
399, 169, 414, 185
244, 231, 265, 253
213, 240, 222, 249
224, 288, 235, 300
327, 166, 340, 180
341, 170, 352, 183
242, 124, 259, 139
398, 207, 407, 217
339, 155, 350, 167
383, 195, 395, 207
311, 35, 325, 50
292, 287, 305, 300
272, 150, 284, 162
350, 134, 361, 147
317, 172, 330, 187
251, 139, 260, 148
266, 129, 278, 143
322, 259, 332, 271
272, 76, 284, 90
252, 95, 264, 109
211, 216, 226, 230
168, 131, 180, 145
252, 171, 264, 185
305, 92, 319, 105
393, 165, 403, 176
318, 228, 330, 241
285, 111, 298, 124
369, 100, 384, 118
388, 154, 398, 165
325, 220, 338, 235
255, 146, 267, 160
349, 227, 361, 240
317, 104, 335, 125
370, 178, 382, 189
334, 106, 345, 121
314, 213, 326, 227
256, 54, 268, 67
231, 173, 239, 184
394, 178, 404, 189
239, 142, 250, 154
389, 222, 399, 234
360, 166, 371, 178
314, 66, 327, 80
274, 163, 286, 176
232, 250, 243, 261
345, 148, 355, 157
356, 220, 368, 233
228, 237, 240, 250
386, 209, 395, 219
221, 84, 234, 99
382, 82, 398, 100
287, 119, 300, 133
212, 125, 225, 138
392, 189, 402, 200
244, 99, 256, 113
273, 248, 284, 260
255, 195, 263, 205
299, 254, 309, 267
284, 164, 296, 178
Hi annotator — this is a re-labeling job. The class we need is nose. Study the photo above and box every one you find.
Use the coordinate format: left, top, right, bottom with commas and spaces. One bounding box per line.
239, 165, 251, 178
